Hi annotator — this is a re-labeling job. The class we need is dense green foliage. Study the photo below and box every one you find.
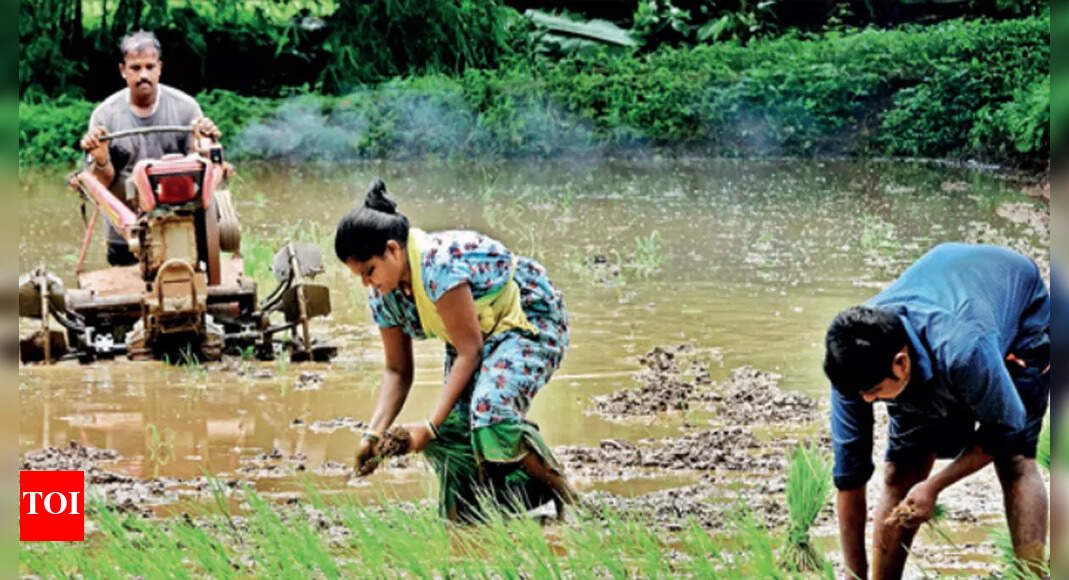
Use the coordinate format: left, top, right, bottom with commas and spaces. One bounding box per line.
20, 0, 1048, 101
318, 1, 519, 93
20, 0, 523, 99
21, 1, 316, 99
20, 16, 1049, 168
18, 97, 96, 167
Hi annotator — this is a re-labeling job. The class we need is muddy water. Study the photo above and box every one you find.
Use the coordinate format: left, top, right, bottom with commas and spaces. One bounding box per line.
18, 159, 1047, 569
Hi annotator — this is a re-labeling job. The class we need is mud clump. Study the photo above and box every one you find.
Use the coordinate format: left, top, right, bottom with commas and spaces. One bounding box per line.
997, 201, 1050, 245
582, 475, 793, 531
237, 449, 310, 478
22, 440, 118, 473
584, 483, 721, 530
21, 442, 176, 517
294, 371, 324, 390
305, 417, 368, 434
884, 503, 920, 529
702, 366, 819, 425
590, 345, 718, 418
643, 428, 778, 471
591, 378, 694, 416
312, 461, 352, 477
590, 345, 813, 426
357, 427, 412, 477
378, 427, 412, 457
559, 427, 781, 478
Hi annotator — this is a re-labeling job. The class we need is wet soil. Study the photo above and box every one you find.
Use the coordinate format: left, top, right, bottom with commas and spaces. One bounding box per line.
582, 474, 797, 531
20, 372, 1041, 580
293, 370, 324, 390
22, 442, 180, 518
577, 346, 820, 480
302, 417, 368, 434
19, 439, 393, 518
701, 366, 820, 426
558, 427, 784, 480
559, 345, 832, 530
590, 345, 707, 417
556, 342, 1035, 578
591, 346, 818, 426
590, 345, 724, 419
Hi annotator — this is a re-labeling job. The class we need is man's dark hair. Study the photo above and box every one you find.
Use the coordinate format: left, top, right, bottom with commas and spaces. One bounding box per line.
823, 305, 907, 395
120, 30, 162, 59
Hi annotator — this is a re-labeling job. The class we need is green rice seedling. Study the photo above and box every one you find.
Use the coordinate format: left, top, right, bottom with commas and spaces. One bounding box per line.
780, 443, 833, 572
886, 499, 954, 545
18, 475, 889, 579
168, 516, 236, 578
240, 233, 277, 289
858, 215, 900, 256
144, 423, 176, 478
678, 516, 722, 577
1038, 417, 1050, 471
203, 471, 241, 540
922, 503, 955, 544
734, 500, 788, 578
624, 230, 664, 280
177, 344, 207, 380
276, 350, 289, 376
559, 499, 631, 577
990, 526, 1050, 580
241, 483, 341, 578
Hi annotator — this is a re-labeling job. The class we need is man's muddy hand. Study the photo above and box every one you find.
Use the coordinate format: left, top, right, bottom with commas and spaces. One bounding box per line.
894, 480, 938, 527
80, 125, 109, 165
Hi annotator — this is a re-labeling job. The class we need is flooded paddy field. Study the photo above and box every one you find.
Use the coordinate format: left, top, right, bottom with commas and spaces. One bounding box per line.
19, 158, 1049, 577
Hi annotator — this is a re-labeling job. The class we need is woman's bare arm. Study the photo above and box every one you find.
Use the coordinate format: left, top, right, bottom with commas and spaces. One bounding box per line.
428, 283, 483, 426
367, 326, 415, 433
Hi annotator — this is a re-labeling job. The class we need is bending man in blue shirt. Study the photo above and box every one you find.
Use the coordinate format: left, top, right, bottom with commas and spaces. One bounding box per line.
824, 243, 1049, 579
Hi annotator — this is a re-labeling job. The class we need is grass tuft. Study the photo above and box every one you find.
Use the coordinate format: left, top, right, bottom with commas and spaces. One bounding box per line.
990, 526, 1050, 580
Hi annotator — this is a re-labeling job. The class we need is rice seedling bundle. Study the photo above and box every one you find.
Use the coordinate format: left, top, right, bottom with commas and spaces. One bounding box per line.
780, 443, 833, 572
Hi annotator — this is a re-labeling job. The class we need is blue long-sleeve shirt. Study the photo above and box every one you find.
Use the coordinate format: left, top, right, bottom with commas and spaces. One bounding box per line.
831, 243, 1049, 490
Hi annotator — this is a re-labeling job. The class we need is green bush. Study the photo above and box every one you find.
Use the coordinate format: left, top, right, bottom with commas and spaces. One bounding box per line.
872, 19, 1049, 163
19, 96, 96, 167
319, 0, 519, 92
19, 16, 1050, 169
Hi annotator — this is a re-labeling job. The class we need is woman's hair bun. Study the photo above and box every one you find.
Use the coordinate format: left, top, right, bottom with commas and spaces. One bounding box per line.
363, 179, 397, 214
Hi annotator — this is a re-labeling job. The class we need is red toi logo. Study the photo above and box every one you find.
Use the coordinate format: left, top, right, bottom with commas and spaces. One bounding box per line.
20, 471, 85, 541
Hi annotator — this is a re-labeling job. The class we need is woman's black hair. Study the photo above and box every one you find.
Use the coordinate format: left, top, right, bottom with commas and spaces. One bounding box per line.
823, 305, 907, 395
334, 179, 410, 263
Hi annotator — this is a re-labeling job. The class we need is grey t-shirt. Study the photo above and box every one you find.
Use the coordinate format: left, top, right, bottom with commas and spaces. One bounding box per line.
86, 84, 203, 204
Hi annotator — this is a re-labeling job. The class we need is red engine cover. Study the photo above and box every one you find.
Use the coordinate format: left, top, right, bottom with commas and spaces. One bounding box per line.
133, 157, 214, 213
157, 175, 197, 204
